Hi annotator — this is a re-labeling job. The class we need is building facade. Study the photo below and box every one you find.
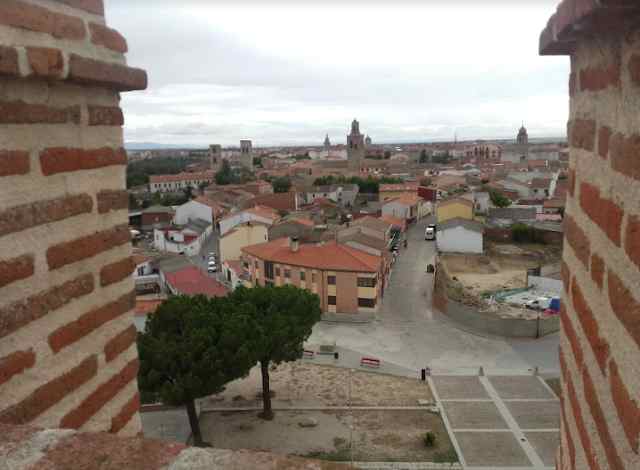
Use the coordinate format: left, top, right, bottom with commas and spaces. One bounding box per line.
219, 222, 268, 263
242, 238, 382, 314
209, 144, 222, 172
148, 171, 215, 193
240, 139, 254, 171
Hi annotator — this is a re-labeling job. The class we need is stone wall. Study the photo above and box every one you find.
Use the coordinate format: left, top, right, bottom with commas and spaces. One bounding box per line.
540, 2, 640, 469
0, 0, 146, 436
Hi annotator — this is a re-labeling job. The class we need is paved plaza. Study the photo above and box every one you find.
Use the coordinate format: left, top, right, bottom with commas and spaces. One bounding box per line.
431, 374, 559, 469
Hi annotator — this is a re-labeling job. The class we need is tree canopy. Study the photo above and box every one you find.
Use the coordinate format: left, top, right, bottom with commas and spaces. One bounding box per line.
126, 156, 202, 189
137, 295, 256, 446
272, 176, 292, 193
228, 285, 322, 419
215, 160, 256, 185
312, 175, 403, 194
489, 189, 512, 208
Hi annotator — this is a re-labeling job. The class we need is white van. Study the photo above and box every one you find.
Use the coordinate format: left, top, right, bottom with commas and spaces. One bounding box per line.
424, 226, 435, 240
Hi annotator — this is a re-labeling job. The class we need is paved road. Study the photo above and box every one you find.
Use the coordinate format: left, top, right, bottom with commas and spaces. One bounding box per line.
309, 218, 560, 375
189, 230, 222, 280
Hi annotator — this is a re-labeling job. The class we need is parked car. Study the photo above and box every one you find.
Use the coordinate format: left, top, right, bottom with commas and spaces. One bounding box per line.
424, 226, 435, 240
525, 297, 552, 311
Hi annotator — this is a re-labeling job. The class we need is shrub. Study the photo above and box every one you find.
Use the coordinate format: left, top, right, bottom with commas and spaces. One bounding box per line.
423, 431, 436, 447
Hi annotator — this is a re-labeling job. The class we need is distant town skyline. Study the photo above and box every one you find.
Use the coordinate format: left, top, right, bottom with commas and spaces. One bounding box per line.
109, 1, 568, 146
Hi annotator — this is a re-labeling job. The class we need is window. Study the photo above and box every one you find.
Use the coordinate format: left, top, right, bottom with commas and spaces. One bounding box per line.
264, 261, 274, 279
137, 267, 145, 276
312, 272, 316, 283
300, 271, 306, 281
254, 261, 259, 269
265, 280, 274, 287
328, 296, 336, 306
327, 275, 336, 285
357, 277, 376, 288
275, 267, 281, 277
284, 269, 290, 278
358, 298, 376, 308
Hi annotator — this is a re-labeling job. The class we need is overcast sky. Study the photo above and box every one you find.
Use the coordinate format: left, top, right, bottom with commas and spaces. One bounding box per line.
107, 1, 568, 147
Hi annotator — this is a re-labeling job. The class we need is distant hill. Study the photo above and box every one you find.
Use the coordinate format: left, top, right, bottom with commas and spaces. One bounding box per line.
125, 142, 203, 151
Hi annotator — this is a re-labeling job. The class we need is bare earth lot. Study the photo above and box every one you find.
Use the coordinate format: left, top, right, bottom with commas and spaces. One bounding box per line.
200, 409, 455, 462
203, 362, 432, 408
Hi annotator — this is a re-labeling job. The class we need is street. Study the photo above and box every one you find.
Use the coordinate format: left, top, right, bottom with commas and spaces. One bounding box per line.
309, 218, 560, 374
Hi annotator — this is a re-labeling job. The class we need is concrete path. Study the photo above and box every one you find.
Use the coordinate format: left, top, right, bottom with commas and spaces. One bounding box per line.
430, 374, 559, 469
310, 218, 560, 374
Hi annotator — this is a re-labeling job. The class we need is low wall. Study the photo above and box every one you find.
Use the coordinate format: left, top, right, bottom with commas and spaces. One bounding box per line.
432, 263, 559, 338
527, 275, 562, 293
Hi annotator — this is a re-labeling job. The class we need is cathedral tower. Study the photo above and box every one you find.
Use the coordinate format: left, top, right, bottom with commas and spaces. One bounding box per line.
347, 119, 365, 172
240, 139, 254, 171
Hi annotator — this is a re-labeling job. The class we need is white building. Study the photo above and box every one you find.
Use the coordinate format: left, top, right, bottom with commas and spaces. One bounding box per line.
218, 205, 280, 236
174, 197, 217, 225
436, 218, 484, 254
148, 171, 215, 193
153, 219, 212, 257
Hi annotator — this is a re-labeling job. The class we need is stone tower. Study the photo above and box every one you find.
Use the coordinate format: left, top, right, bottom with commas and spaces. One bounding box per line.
347, 119, 365, 173
516, 124, 529, 160
324, 134, 331, 151
209, 144, 222, 172
240, 140, 253, 171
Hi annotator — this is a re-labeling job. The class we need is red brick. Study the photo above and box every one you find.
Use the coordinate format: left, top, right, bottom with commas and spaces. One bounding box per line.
607, 270, 640, 351
629, 54, 640, 87
68, 54, 147, 92
88, 106, 124, 126
565, 215, 590, 267
89, 23, 127, 53
0, 193, 93, 237
0, 1, 86, 41
104, 325, 137, 362
598, 126, 611, 159
568, 168, 576, 197
40, 147, 127, 176
0, 273, 94, 339
46, 224, 130, 270
579, 182, 623, 246
610, 132, 640, 181
110, 392, 139, 433
582, 367, 626, 470
561, 304, 584, 370
48, 291, 135, 353
580, 62, 621, 91
0, 349, 35, 386
100, 256, 135, 286
561, 260, 571, 293
97, 189, 128, 214
0, 150, 29, 177
0, 101, 81, 125
560, 397, 577, 468
56, 0, 104, 15
625, 215, 640, 270
26, 47, 64, 79
0, 355, 97, 425
570, 119, 597, 151
608, 359, 640, 453
0, 254, 34, 288
60, 358, 139, 429
0, 45, 19, 77
565, 369, 603, 470
590, 253, 604, 289
572, 278, 609, 374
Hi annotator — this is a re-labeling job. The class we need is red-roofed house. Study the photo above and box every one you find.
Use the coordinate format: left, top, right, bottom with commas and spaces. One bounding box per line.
378, 182, 419, 201
242, 238, 383, 315
164, 265, 229, 298
219, 205, 281, 235
381, 193, 430, 222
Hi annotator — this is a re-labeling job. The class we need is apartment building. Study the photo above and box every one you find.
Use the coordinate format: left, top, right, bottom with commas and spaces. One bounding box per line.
148, 171, 215, 193
242, 238, 383, 315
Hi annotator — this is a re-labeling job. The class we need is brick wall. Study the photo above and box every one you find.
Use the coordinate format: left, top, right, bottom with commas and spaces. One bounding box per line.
540, 2, 640, 469
0, 0, 146, 436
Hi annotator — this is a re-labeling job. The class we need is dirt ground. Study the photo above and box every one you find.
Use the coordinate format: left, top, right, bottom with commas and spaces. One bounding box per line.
203, 362, 433, 408
441, 243, 562, 318
199, 409, 456, 463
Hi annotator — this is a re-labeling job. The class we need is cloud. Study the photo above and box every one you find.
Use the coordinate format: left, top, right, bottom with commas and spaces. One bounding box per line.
107, 1, 568, 146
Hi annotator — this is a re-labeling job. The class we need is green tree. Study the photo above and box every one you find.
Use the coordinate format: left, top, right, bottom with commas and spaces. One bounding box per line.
137, 295, 256, 446
215, 160, 233, 185
230, 286, 322, 420
384, 150, 391, 159
272, 176, 292, 193
489, 189, 511, 208
128, 192, 139, 210
419, 149, 429, 163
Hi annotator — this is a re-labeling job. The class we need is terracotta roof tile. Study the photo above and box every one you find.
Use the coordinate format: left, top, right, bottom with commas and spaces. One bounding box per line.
165, 266, 229, 298
242, 238, 380, 272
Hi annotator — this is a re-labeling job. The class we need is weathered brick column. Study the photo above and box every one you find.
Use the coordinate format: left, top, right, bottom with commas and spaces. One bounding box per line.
0, 0, 146, 435
540, 2, 640, 469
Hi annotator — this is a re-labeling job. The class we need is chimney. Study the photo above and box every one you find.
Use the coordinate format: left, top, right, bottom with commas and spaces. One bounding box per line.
290, 236, 300, 252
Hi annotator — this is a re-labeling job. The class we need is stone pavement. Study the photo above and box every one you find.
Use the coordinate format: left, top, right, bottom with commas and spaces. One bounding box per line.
430, 374, 559, 469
